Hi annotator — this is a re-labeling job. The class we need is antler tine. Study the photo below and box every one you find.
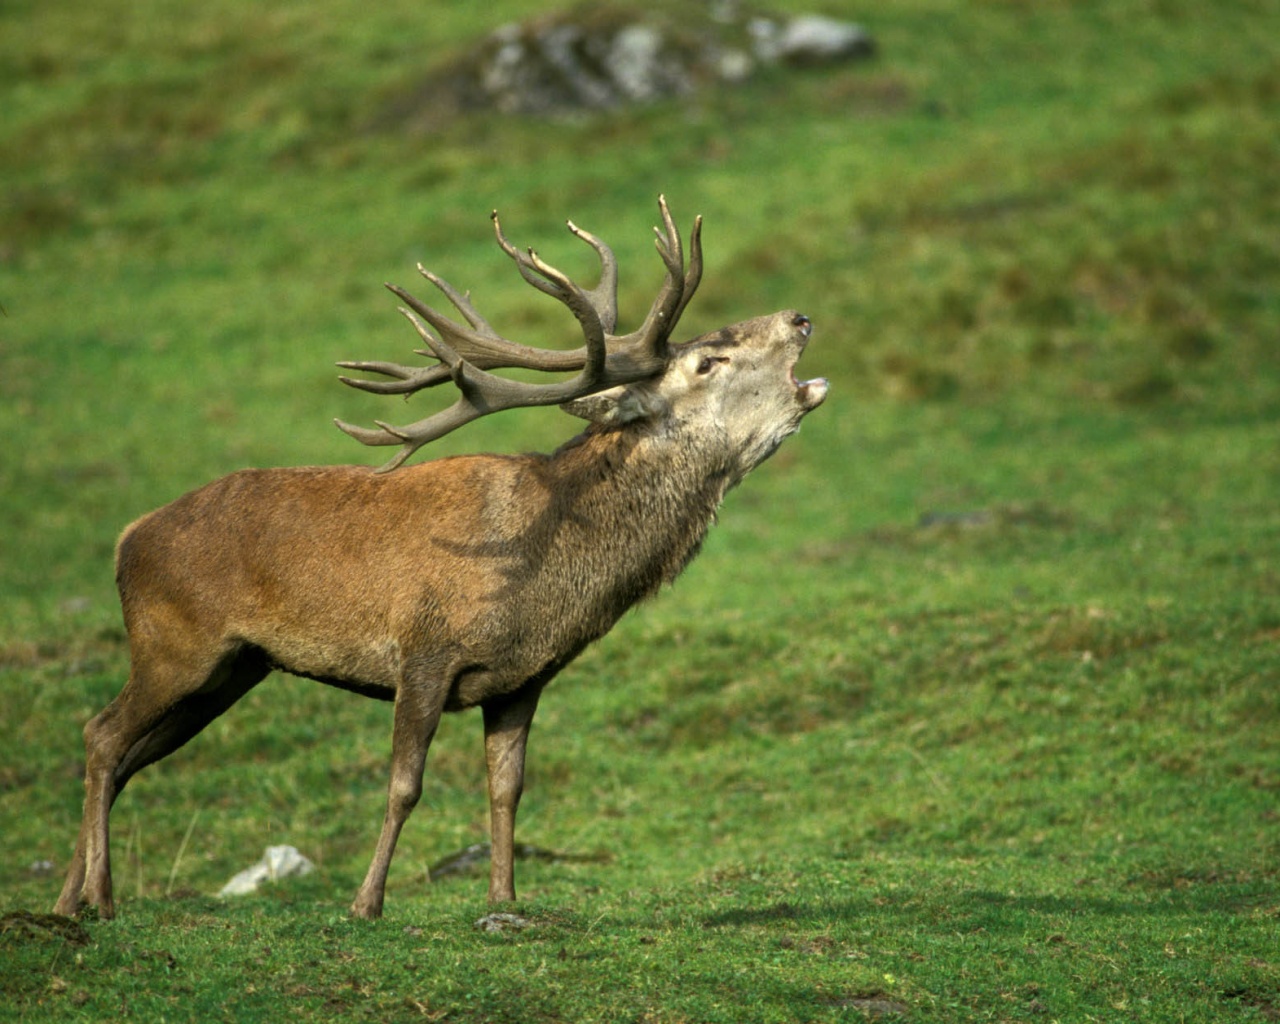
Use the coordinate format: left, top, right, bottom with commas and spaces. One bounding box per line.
491, 211, 567, 302
487, 211, 612, 386
566, 219, 619, 334
335, 306, 610, 471
336, 357, 451, 395
388, 282, 584, 373
615, 196, 703, 363
336, 271, 486, 395
336, 198, 704, 471
416, 265, 499, 339
669, 212, 704, 328
493, 212, 621, 336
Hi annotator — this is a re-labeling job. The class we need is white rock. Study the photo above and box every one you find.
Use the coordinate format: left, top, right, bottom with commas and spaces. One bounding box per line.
218, 845, 315, 897
715, 48, 755, 83
748, 17, 783, 62
610, 24, 665, 101
776, 15, 873, 64
474, 912, 532, 932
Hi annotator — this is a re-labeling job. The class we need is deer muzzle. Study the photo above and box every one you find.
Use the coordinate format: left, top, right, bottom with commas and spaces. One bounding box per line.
789, 314, 828, 411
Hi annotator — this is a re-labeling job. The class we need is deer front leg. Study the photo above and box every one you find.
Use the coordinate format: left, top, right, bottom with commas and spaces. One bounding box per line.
482, 684, 543, 903
351, 685, 443, 920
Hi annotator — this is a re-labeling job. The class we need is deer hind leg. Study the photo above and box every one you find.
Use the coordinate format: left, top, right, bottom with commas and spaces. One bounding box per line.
482, 683, 543, 904
54, 645, 269, 918
351, 679, 446, 920
55, 674, 167, 919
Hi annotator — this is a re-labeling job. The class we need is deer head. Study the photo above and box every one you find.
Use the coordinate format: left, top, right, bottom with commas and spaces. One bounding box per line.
567, 311, 828, 475
334, 196, 825, 472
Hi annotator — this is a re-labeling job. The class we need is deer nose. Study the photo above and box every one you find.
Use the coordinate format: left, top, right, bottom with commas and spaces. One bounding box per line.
791, 313, 812, 338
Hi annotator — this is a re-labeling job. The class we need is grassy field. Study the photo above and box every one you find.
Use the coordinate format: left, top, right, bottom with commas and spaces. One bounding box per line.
2, 0, 1278, 1020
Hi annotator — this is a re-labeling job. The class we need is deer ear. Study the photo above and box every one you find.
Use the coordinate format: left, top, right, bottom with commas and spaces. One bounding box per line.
561, 383, 666, 425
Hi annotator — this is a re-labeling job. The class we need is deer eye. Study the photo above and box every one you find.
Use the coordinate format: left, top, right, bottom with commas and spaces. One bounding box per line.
696, 355, 729, 375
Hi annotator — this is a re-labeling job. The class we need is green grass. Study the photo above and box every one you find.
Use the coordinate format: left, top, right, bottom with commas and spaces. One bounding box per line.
2, 0, 1279, 1020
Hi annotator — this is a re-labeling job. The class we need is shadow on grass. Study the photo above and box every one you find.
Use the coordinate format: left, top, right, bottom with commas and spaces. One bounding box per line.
702, 881, 1268, 931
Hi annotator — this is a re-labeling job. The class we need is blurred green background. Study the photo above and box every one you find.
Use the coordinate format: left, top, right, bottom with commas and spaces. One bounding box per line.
2, 1, 1277, 1021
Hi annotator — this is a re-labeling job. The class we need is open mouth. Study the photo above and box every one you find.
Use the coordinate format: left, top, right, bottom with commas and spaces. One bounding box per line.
793, 370, 829, 409
789, 317, 828, 409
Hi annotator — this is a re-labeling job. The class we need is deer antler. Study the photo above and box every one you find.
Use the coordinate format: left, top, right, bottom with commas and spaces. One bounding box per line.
334, 196, 703, 472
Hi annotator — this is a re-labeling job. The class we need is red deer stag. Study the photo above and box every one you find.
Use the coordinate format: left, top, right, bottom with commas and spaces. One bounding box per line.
54, 197, 827, 921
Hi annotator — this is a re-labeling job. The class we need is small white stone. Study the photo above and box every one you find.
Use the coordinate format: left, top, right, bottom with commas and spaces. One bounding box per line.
218, 845, 315, 897
474, 912, 532, 932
